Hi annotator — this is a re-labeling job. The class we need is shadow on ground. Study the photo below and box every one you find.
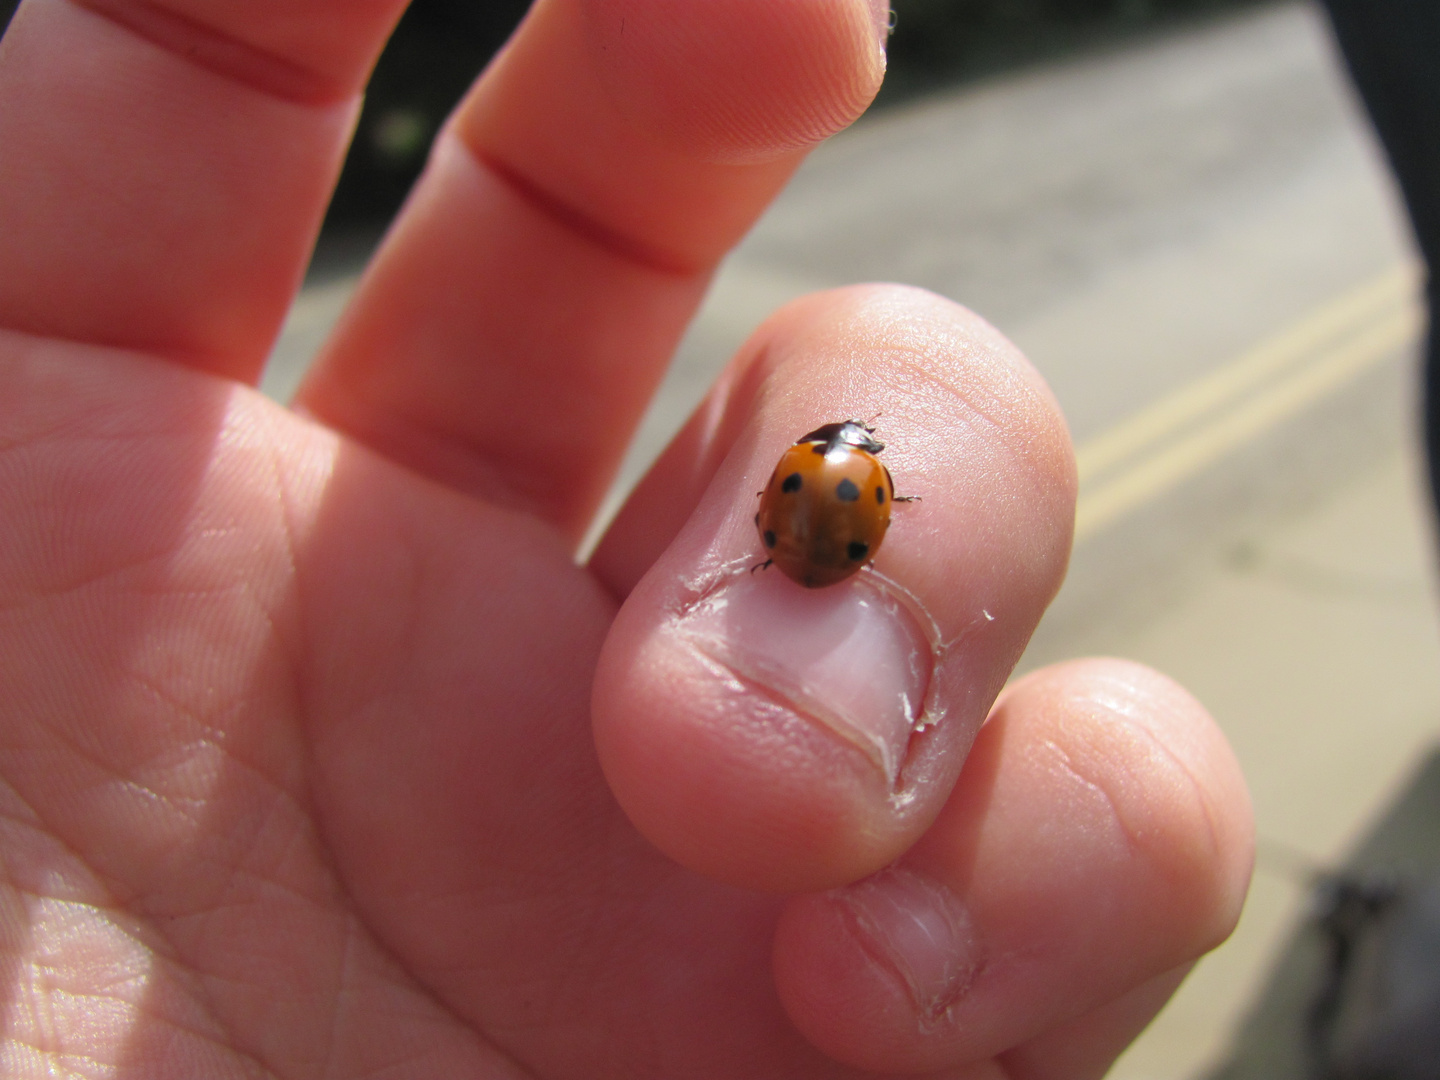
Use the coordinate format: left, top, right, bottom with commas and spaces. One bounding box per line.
1206, 744, 1440, 1080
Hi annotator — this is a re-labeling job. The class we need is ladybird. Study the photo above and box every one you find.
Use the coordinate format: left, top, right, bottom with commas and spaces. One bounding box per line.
754, 420, 913, 588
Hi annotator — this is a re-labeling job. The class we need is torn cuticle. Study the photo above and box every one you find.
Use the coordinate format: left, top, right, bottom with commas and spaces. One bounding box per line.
835, 866, 981, 1023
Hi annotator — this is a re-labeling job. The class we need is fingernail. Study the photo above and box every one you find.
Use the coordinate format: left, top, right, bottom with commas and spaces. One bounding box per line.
677, 572, 931, 785
836, 867, 979, 1020
867, 0, 894, 52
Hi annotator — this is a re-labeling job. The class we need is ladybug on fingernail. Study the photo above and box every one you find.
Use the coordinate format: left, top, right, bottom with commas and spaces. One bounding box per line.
753, 420, 917, 589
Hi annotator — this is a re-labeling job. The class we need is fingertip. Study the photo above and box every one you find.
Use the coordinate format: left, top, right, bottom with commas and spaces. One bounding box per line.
582, 0, 887, 164
456, 0, 889, 270
998, 657, 1255, 945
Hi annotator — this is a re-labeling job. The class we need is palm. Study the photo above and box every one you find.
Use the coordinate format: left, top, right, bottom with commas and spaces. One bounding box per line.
4, 342, 791, 1075
0, 0, 1252, 1077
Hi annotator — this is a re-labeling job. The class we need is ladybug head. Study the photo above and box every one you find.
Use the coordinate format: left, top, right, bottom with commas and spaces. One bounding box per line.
795, 419, 885, 456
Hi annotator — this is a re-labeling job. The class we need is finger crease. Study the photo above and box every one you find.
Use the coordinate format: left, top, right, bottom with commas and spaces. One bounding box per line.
1044, 739, 1145, 858
470, 146, 705, 279
68, 0, 352, 107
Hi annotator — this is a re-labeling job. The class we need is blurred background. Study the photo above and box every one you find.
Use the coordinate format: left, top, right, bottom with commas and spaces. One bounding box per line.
4, 1, 1436, 1077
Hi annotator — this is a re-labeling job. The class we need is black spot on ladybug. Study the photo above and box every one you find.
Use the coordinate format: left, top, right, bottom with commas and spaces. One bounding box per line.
782, 472, 802, 494
835, 478, 860, 502
847, 540, 869, 561
875, 486, 886, 504
763, 530, 777, 549
811, 443, 827, 455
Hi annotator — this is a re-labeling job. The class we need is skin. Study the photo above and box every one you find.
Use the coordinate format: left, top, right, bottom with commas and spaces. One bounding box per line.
0, 0, 1254, 1077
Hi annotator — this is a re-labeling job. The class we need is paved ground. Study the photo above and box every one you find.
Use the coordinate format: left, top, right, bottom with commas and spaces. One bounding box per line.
263, 3, 1440, 1075
1100, 441, 1440, 1078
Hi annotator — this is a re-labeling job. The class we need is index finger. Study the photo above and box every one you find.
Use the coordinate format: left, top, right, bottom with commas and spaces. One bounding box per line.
0, 0, 406, 376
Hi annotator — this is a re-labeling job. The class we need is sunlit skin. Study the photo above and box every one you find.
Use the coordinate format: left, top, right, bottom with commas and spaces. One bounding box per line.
0, 0, 1253, 1077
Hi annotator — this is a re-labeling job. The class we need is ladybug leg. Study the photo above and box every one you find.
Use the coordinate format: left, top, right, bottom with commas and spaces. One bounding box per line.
882, 464, 919, 502
750, 559, 773, 574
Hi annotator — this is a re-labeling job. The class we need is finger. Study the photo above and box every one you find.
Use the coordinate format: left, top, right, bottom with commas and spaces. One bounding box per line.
0, 0, 405, 380
296, 0, 888, 540
591, 285, 1076, 893
771, 659, 1253, 1074
997, 965, 1191, 1080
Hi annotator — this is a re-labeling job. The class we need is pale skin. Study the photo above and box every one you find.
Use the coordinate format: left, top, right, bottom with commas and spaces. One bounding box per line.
0, 0, 1254, 1076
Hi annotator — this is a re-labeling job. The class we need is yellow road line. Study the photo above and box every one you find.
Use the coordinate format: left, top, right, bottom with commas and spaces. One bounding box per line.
1076, 265, 1417, 483
1074, 269, 1424, 542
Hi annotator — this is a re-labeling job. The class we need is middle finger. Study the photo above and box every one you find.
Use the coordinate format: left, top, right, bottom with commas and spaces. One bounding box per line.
296, 0, 888, 542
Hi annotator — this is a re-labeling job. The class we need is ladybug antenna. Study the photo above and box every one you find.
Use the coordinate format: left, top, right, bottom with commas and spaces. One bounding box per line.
863, 410, 883, 431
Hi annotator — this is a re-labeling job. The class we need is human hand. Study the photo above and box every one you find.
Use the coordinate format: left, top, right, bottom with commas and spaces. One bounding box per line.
0, 0, 1252, 1076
